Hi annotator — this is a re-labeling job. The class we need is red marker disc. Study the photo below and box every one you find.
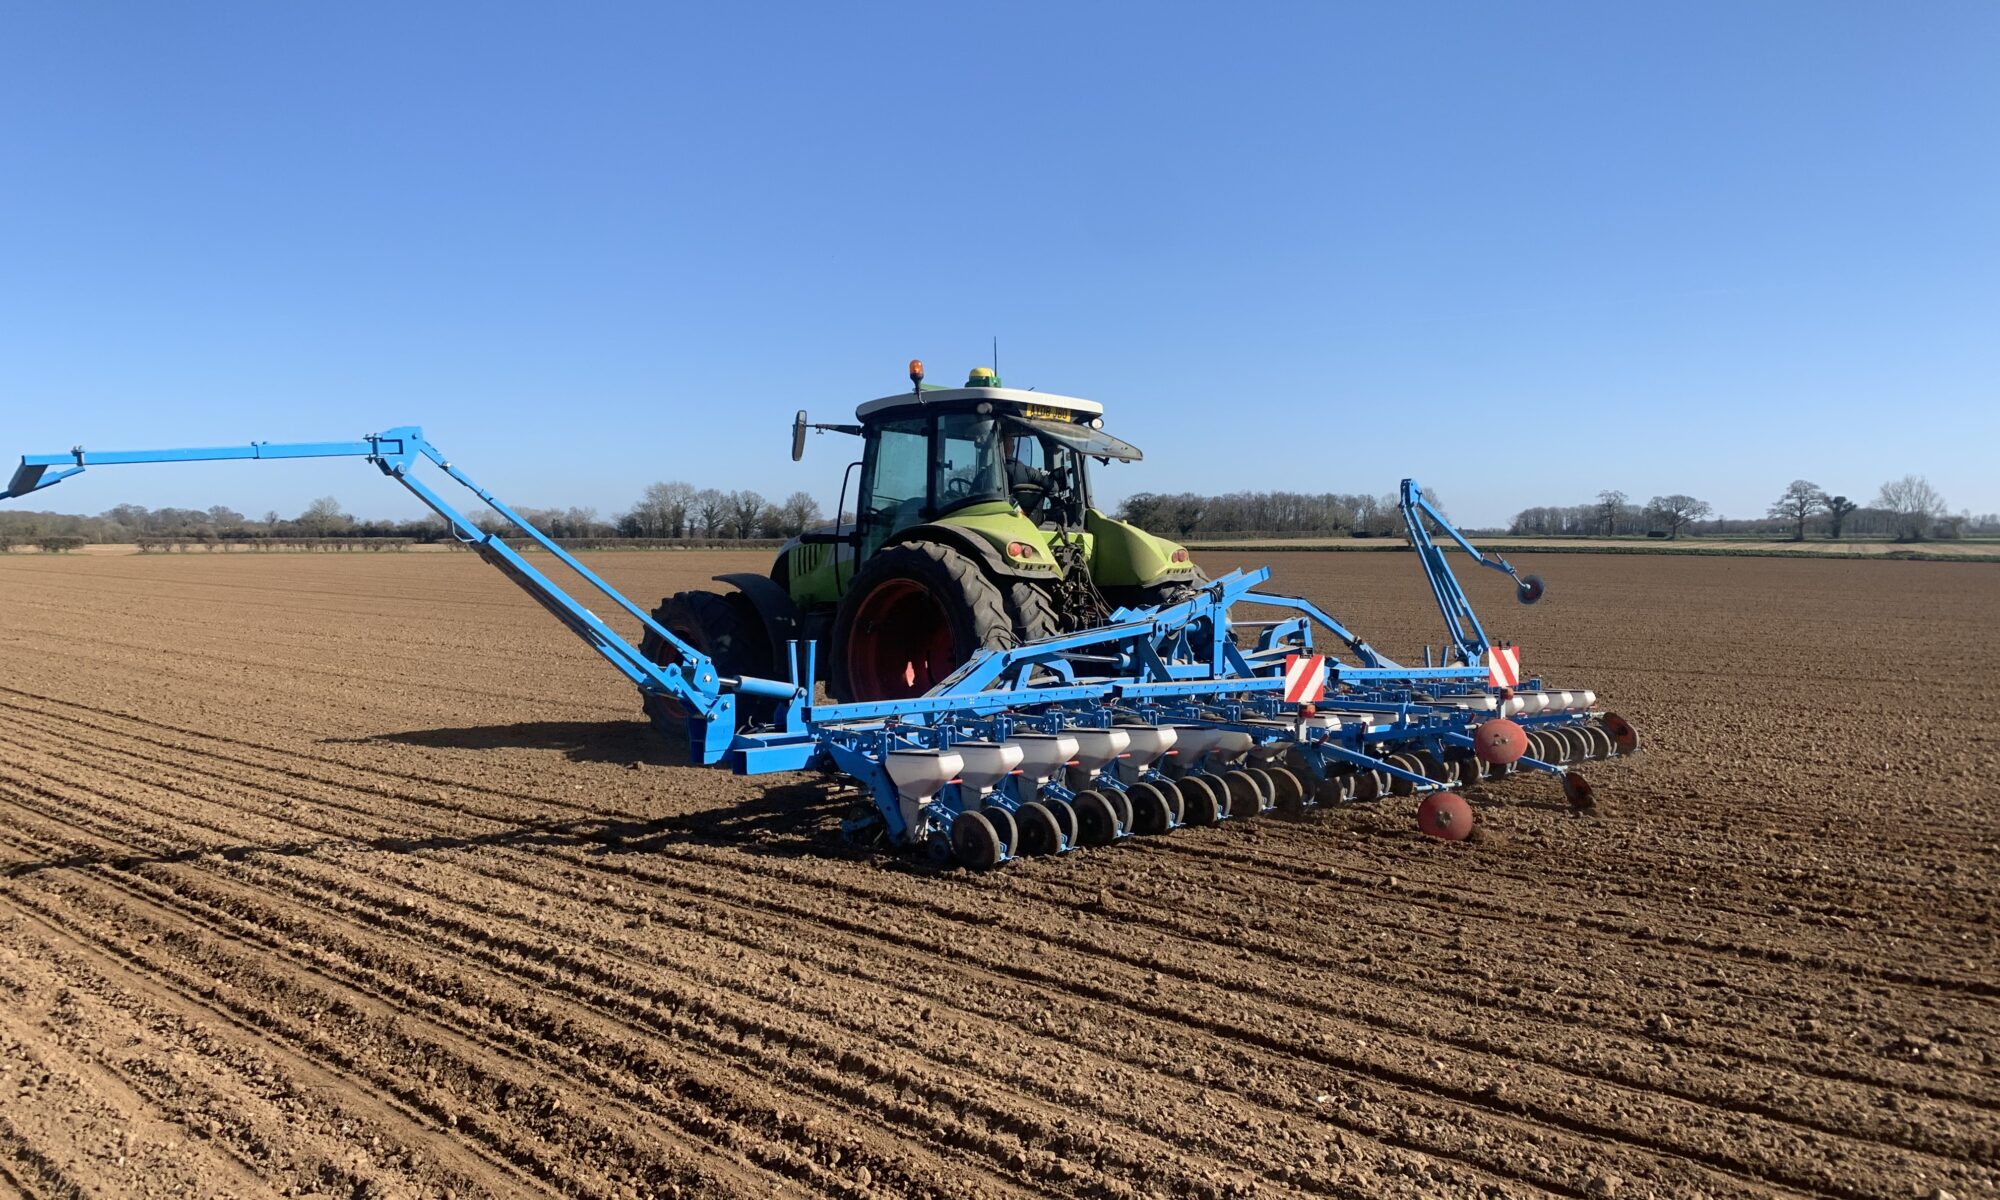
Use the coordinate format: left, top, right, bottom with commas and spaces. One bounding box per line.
1417, 791, 1474, 841
1472, 718, 1528, 765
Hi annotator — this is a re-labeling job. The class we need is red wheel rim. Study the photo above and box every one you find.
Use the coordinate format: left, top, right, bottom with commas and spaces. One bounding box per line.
1417, 791, 1474, 841
846, 578, 956, 700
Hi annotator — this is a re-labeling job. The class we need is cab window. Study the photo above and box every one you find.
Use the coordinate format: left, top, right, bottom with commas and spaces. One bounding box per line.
933, 412, 1006, 514
860, 415, 927, 555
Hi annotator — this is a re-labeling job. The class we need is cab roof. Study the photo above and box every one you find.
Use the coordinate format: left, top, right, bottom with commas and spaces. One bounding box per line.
854, 387, 1104, 422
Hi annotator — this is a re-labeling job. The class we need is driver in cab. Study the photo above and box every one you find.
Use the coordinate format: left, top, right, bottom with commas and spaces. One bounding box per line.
1002, 433, 1050, 519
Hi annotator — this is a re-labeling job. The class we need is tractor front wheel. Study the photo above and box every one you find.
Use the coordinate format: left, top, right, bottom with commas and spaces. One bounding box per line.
830, 541, 1013, 702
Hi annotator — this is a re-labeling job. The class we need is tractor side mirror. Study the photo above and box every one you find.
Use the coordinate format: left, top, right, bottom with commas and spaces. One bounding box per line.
791, 410, 808, 461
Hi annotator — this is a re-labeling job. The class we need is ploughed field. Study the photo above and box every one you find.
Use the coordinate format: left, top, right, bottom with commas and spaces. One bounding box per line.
0, 548, 1993, 1200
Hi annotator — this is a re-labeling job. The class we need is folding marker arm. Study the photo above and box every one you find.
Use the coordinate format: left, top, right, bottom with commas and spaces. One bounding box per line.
1399, 478, 1539, 666
2, 429, 799, 738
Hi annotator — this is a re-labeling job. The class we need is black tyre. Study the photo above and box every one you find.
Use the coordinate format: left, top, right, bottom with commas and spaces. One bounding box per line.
1221, 770, 1263, 819
1314, 771, 1355, 806
1265, 766, 1307, 816
984, 807, 1019, 857
1071, 790, 1119, 846
1179, 775, 1223, 825
1001, 578, 1063, 643
1352, 769, 1387, 802
1582, 724, 1616, 760
952, 810, 1004, 868
1016, 801, 1065, 855
1411, 749, 1453, 784
639, 589, 777, 737
1102, 788, 1134, 835
1385, 753, 1420, 797
1042, 796, 1079, 843
830, 541, 1013, 701
1127, 781, 1172, 835
1154, 778, 1186, 826
1245, 767, 1279, 809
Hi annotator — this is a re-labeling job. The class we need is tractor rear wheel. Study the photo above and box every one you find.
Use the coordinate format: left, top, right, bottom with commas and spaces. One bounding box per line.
1001, 578, 1063, 643
830, 542, 1013, 701
639, 590, 777, 739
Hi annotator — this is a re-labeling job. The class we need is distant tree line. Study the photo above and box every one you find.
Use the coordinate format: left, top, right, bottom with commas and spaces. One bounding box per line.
0, 483, 831, 546
7, 474, 1987, 549
1117, 491, 1412, 539
1510, 476, 1989, 543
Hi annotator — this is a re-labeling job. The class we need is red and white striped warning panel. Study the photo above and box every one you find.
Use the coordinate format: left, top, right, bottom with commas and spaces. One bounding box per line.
1486, 644, 1522, 689
1282, 653, 1327, 704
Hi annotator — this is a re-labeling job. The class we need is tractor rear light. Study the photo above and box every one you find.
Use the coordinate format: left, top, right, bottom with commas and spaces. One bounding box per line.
1007, 541, 1035, 558
1171, 548, 1189, 563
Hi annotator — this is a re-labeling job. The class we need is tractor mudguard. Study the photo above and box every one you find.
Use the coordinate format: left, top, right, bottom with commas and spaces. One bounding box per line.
714, 572, 805, 668
884, 523, 1059, 583
1083, 509, 1197, 589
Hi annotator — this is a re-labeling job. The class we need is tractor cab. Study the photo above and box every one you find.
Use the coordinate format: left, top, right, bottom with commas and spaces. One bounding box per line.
848, 367, 1143, 557
706, 362, 1204, 702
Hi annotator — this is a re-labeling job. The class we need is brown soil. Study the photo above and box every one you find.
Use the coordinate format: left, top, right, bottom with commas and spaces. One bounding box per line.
0, 548, 1994, 1200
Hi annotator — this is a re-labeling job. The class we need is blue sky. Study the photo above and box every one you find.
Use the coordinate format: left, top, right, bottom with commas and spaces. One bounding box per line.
3, 2, 1995, 528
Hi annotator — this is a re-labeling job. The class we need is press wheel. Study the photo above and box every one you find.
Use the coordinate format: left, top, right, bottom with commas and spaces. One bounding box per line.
1126, 781, 1173, 835
1178, 775, 1223, 825
1070, 790, 1120, 846
951, 810, 1004, 868
1015, 801, 1064, 856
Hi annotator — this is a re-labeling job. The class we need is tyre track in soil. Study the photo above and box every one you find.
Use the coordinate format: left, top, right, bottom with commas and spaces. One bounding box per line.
9, 687, 1993, 1118
1137, 832, 1999, 1001
7, 720, 1992, 1200
7, 684, 1992, 1136
0, 815, 845, 1200
0, 601, 609, 696
5, 550, 1997, 1199
0, 800, 1352, 1200
1, 812, 747, 1200
0, 912, 503, 1200
9, 676, 1989, 996
7, 681, 1988, 1039
0, 740, 1616, 1200
0, 780, 1456, 1200
0, 788, 1792, 1200
20, 647, 1980, 974
21, 700, 1996, 1186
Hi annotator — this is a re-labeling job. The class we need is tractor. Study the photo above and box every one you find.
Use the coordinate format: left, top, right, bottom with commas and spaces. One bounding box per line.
640, 361, 1203, 725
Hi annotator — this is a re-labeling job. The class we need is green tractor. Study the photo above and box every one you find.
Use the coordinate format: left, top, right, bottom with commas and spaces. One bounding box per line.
640, 361, 1202, 727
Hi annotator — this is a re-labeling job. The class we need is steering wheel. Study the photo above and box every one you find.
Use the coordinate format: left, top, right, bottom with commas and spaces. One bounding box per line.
944, 476, 974, 499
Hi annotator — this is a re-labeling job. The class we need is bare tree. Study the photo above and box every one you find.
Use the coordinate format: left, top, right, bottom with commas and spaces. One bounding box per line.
1645, 494, 1712, 540
1767, 480, 1827, 541
298, 496, 351, 536
725, 489, 767, 539
1823, 495, 1858, 538
637, 481, 696, 538
692, 488, 729, 538
1876, 475, 1947, 541
775, 490, 823, 536
1596, 490, 1628, 536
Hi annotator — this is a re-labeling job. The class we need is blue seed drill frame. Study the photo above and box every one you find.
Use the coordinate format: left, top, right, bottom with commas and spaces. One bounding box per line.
5, 427, 1636, 867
